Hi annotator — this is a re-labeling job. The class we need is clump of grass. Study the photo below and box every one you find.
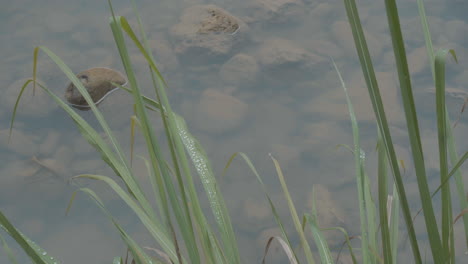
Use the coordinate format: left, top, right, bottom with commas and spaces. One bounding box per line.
2, 0, 468, 263
341, 0, 468, 263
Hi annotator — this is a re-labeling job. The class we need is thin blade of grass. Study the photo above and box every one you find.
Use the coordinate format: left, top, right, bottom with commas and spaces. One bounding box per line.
74, 174, 180, 262
78, 188, 156, 264
174, 115, 239, 263
384, 0, 444, 261
108, 12, 201, 263
432, 151, 468, 197
389, 185, 400, 264
129, 115, 141, 167
116, 14, 206, 263
322, 226, 358, 264
0, 211, 55, 264
363, 170, 378, 262
113, 14, 228, 262
270, 154, 315, 264
343, 0, 423, 261
262, 236, 298, 264
29, 46, 157, 224
377, 133, 393, 263
307, 191, 333, 264
435, 48, 457, 261
119, 85, 163, 112
332, 58, 370, 262
417, 8, 468, 252
226, 152, 299, 263
113, 257, 123, 264
0, 233, 19, 264
9, 79, 34, 140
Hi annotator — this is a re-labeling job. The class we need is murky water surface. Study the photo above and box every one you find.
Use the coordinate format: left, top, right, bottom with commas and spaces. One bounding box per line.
1, 0, 468, 263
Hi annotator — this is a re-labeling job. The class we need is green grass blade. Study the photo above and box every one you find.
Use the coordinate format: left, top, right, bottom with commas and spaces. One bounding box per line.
390, 184, 400, 264
174, 115, 240, 263
326, 227, 358, 264
307, 191, 334, 264
113, 15, 221, 262
29, 46, 157, 224
119, 86, 163, 112
9, 78, 34, 140
449, 141, 468, 252
78, 188, 156, 264
417, 0, 435, 77
418, 0, 468, 250
270, 154, 315, 264
113, 12, 233, 262
363, 169, 378, 262
113, 257, 123, 264
377, 133, 392, 263
343, 0, 423, 261
226, 152, 299, 263
0, 233, 19, 264
435, 48, 457, 261
0, 211, 56, 264
75, 174, 180, 262
262, 236, 297, 264
384, 1, 443, 261
332, 59, 370, 262
108, 13, 202, 263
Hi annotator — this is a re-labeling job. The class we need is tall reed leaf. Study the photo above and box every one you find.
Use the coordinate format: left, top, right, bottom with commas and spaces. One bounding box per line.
108, 10, 202, 263
0, 211, 56, 264
77, 188, 156, 264
174, 115, 240, 263
332, 59, 370, 262
383, 0, 444, 261
75, 174, 180, 262
343, 0, 423, 261
271, 154, 315, 264
435, 48, 457, 262
417, 1, 468, 253
377, 133, 392, 263
224, 152, 299, 263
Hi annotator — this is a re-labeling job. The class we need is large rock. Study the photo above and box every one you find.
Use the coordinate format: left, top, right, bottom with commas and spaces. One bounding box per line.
170, 5, 249, 64
257, 38, 327, 83
243, 0, 306, 25
65, 67, 127, 111
148, 37, 179, 73
185, 89, 248, 134
219, 53, 259, 87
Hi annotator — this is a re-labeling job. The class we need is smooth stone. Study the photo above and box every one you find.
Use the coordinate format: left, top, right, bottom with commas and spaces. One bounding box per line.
65, 67, 127, 110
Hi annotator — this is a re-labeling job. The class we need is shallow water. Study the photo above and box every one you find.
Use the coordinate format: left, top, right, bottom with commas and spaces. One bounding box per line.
1, 0, 468, 263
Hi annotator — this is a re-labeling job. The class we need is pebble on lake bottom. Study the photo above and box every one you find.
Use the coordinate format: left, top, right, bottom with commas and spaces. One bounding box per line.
65, 67, 127, 111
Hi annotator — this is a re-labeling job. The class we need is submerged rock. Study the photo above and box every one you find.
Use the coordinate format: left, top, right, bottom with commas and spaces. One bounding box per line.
257, 38, 327, 83
219, 53, 259, 87
185, 88, 249, 134
170, 5, 248, 64
243, 0, 306, 25
65, 67, 127, 111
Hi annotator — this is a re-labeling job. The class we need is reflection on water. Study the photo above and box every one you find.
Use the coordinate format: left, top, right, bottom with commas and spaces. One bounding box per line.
1, 0, 468, 263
